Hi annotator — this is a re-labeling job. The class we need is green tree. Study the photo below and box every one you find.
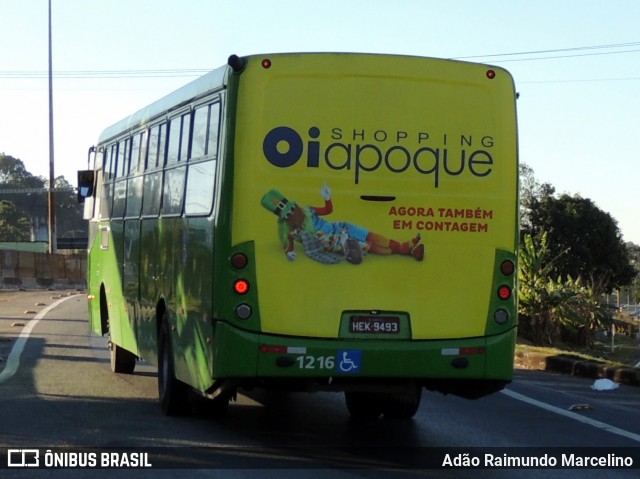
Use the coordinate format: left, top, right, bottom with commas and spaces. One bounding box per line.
0, 153, 45, 189
0, 200, 30, 241
619, 242, 640, 304
519, 165, 633, 345
0, 152, 47, 227
527, 193, 634, 295
518, 232, 612, 346
519, 163, 555, 234
518, 232, 565, 345
0, 152, 86, 242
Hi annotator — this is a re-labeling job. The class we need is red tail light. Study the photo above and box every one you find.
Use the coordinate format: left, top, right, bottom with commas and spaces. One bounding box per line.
497, 285, 511, 300
234, 279, 250, 295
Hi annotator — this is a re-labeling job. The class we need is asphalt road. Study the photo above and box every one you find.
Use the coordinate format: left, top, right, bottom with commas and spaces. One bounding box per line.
1, 290, 639, 478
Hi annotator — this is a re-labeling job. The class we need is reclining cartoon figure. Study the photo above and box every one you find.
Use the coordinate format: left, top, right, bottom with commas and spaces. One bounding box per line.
261, 184, 424, 265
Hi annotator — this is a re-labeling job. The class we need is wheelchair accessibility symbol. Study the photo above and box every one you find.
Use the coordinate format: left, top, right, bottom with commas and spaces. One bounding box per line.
337, 350, 362, 374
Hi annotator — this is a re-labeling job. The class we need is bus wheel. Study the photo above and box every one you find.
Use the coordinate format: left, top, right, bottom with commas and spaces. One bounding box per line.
109, 342, 136, 374
158, 317, 188, 416
382, 386, 422, 420
344, 391, 384, 419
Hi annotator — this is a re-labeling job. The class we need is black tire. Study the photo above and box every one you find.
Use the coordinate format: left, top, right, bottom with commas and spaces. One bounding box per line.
158, 317, 188, 416
110, 342, 136, 374
382, 386, 422, 420
344, 391, 384, 419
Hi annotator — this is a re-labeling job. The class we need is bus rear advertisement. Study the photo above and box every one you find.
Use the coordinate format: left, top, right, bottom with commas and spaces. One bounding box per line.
261, 124, 497, 187
80, 53, 518, 419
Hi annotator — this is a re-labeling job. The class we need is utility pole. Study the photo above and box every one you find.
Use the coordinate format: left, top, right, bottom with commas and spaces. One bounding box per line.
47, 0, 57, 254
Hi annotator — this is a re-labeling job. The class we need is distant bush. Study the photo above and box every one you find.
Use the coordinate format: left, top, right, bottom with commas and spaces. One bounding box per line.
518, 232, 612, 346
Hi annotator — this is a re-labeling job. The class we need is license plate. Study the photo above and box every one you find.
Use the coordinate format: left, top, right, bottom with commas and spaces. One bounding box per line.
349, 315, 400, 334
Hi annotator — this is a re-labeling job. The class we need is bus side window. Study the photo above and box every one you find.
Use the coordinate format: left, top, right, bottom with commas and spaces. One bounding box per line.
100, 145, 115, 219
191, 106, 208, 159
118, 138, 131, 177
125, 131, 147, 218
142, 171, 163, 216
180, 113, 191, 161
130, 130, 147, 174
162, 165, 186, 216
185, 160, 216, 216
185, 102, 219, 216
125, 175, 143, 218
102, 145, 112, 180
207, 102, 220, 158
130, 133, 141, 173
191, 102, 221, 160
167, 116, 181, 164
112, 178, 127, 218
139, 130, 148, 171
148, 127, 157, 167
167, 112, 191, 164
112, 138, 130, 218
142, 122, 166, 217
157, 123, 167, 166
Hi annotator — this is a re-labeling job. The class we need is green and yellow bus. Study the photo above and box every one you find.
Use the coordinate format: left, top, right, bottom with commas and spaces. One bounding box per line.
80, 53, 518, 418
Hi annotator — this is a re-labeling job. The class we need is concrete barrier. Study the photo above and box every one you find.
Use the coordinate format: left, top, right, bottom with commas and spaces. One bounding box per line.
0, 250, 86, 289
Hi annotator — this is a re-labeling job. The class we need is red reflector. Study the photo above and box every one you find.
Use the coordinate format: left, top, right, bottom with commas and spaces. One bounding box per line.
261, 58, 272, 69
231, 253, 248, 269
498, 285, 511, 300
486, 69, 496, 79
460, 347, 486, 356
500, 259, 515, 276
234, 279, 250, 295
260, 345, 287, 354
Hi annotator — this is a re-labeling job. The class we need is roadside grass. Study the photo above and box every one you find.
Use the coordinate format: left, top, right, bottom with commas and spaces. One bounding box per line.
516, 331, 639, 368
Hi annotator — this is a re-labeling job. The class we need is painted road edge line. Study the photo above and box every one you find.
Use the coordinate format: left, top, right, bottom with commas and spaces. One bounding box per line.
0, 294, 78, 385
501, 388, 640, 443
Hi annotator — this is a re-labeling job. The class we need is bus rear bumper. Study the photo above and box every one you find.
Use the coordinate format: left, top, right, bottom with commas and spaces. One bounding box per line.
210, 322, 516, 399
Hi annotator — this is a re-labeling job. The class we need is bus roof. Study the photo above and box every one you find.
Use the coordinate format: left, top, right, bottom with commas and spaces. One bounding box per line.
97, 63, 230, 144
96, 52, 508, 145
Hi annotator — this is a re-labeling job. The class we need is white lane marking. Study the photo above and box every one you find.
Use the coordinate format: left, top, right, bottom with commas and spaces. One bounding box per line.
0, 295, 77, 385
502, 388, 640, 443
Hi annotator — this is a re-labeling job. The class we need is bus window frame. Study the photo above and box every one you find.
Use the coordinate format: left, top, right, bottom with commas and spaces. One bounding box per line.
166, 108, 191, 165
147, 122, 167, 170
161, 108, 191, 216
191, 98, 221, 159
100, 143, 117, 220
184, 97, 222, 217
112, 136, 131, 219
184, 158, 217, 217
161, 162, 187, 217
124, 129, 149, 219
141, 118, 168, 219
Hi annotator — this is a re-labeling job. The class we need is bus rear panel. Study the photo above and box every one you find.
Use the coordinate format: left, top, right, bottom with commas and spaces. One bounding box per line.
217, 53, 518, 400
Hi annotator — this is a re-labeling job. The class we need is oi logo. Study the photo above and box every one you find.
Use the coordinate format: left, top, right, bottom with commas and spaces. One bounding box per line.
263, 126, 321, 168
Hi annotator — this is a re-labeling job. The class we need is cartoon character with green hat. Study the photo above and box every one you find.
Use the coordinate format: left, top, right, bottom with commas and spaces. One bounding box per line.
261, 184, 424, 265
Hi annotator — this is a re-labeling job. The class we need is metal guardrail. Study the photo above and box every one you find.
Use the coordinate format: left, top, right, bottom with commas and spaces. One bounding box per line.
0, 187, 76, 194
